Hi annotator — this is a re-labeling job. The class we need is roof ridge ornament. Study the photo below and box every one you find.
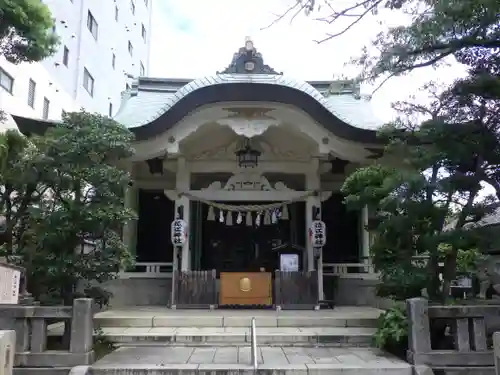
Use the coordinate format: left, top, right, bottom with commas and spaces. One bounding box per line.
217, 37, 282, 75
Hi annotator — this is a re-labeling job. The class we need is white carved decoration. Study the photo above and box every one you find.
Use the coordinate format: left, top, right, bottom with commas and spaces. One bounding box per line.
203, 172, 293, 192
217, 118, 278, 137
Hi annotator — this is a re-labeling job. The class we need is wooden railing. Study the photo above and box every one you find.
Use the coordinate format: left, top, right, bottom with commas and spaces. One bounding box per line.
119, 262, 173, 278
407, 298, 497, 373
0, 298, 94, 370
171, 270, 217, 309
274, 270, 318, 310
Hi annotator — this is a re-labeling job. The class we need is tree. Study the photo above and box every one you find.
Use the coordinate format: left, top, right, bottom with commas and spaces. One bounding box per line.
0, 0, 59, 121
0, 0, 59, 63
342, 79, 499, 299
0, 129, 39, 251
0, 111, 136, 306
270, 0, 499, 89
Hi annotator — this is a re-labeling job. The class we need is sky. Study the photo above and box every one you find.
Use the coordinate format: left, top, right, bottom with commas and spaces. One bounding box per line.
148, 0, 466, 122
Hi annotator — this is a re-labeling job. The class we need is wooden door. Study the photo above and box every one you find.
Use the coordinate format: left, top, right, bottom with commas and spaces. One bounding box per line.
219, 272, 272, 306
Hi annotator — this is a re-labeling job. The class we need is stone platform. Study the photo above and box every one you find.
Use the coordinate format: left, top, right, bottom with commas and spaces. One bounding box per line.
91, 346, 412, 375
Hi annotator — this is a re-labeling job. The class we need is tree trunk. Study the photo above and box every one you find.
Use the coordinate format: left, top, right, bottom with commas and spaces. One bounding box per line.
428, 249, 441, 300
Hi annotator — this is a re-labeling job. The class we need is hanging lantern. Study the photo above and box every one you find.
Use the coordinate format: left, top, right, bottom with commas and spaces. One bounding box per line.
235, 137, 261, 168
308, 220, 326, 248
171, 219, 188, 246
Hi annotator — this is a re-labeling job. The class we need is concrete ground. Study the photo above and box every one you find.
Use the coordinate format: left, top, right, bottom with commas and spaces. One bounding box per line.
92, 346, 412, 374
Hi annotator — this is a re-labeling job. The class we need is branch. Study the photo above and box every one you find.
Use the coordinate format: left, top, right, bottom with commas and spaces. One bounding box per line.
315, 0, 383, 43
261, 1, 307, 30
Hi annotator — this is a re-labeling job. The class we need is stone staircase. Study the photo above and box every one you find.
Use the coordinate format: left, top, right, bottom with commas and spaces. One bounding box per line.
60, 307, 413, 374
92, 309, 378, 346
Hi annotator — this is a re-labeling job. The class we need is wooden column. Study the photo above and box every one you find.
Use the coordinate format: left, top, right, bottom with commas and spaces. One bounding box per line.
305, 159, 323, 300
175, 157, 191, 271
123, 185, 138, 256
361, 205, 370, 271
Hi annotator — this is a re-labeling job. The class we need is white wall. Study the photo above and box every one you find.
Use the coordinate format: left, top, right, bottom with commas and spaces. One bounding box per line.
0, 0, 152, 122
0, 57, 77, 122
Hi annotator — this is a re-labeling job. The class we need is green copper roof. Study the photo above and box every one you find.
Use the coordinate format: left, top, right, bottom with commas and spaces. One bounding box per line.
114, 74, 384, 131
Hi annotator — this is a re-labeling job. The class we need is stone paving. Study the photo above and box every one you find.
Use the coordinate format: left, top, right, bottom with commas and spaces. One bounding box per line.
92, 346, 412, 374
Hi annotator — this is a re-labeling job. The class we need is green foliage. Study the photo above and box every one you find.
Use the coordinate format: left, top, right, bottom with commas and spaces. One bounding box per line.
0, 110, 136, 305
290, 0, 499, 88
93, 327, 116, 360
373, 305, 408, 350
0, 0, 59, 63
377, 266, 428, 300
342, 83, 499, 300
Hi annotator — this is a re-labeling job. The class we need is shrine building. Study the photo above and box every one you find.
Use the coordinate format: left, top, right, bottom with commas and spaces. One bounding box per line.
12, 39, 386, 309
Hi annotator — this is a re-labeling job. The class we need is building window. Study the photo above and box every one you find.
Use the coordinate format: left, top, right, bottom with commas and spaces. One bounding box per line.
130, 0, 135, 15
63, 46, 69, 66
27, 79, 36, 108
87, 10, 98, 40
0, 68, 14, 93
83, 68, 94, 96
108, 103, 113, 117
114, 6, 119, 21
128, 41, 133, 56
141, 24, 147, 41
140, 61, 145, 76
42, 97, 50, 120
112, 53, 116, 69
126, 83, 130, 91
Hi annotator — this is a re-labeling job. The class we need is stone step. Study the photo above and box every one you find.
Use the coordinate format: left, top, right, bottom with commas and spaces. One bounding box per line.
94, 326, 375, 346
90, 346, 413, 375
94, 315, 378, 328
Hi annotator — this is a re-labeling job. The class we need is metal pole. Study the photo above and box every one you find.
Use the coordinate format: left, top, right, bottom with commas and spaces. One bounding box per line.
251, 317, 258, 369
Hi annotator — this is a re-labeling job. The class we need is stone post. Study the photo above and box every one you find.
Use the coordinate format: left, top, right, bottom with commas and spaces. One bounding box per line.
0, 330, 15, 375
407, 298, 431, 365
493, 332, 500, 374
70, 298, 93, 354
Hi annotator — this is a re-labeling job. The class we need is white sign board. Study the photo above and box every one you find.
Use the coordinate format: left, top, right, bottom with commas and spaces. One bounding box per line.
0, 265, 20, 305
280, 254, 299, 272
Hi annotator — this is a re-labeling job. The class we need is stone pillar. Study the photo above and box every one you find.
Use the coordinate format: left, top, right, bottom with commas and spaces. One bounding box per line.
0, 330, 15, 375
175, 157, 191, 271
361, 205, 370, 271
70, 298, 93, 355
123, 185, 138, 256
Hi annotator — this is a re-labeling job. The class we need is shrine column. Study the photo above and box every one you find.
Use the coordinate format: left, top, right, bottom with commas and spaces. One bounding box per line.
305, 158, 323, 300
175, 157, 191, 271
361, 205, 370, 272
123, 184, 138, 257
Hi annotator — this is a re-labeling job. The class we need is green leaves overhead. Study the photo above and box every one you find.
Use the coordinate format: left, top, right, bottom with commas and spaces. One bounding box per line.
0, 0, 59, 63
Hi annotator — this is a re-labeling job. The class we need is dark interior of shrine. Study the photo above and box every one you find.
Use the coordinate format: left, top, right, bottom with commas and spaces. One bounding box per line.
134, 190, 360, 268
198, 202, 305, 273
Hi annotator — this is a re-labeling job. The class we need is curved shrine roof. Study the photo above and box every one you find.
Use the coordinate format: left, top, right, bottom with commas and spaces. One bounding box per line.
11, 38, 386, 144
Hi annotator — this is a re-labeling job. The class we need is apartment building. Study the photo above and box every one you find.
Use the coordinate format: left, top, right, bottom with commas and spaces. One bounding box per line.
0, 0, 153, 127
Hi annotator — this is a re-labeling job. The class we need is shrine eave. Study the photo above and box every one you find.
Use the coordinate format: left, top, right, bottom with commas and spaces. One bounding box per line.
12, 78, 385, 145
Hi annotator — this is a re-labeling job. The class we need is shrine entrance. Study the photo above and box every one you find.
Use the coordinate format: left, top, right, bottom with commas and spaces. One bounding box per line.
198, 202, 304, 273
193, 201, 306, 307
